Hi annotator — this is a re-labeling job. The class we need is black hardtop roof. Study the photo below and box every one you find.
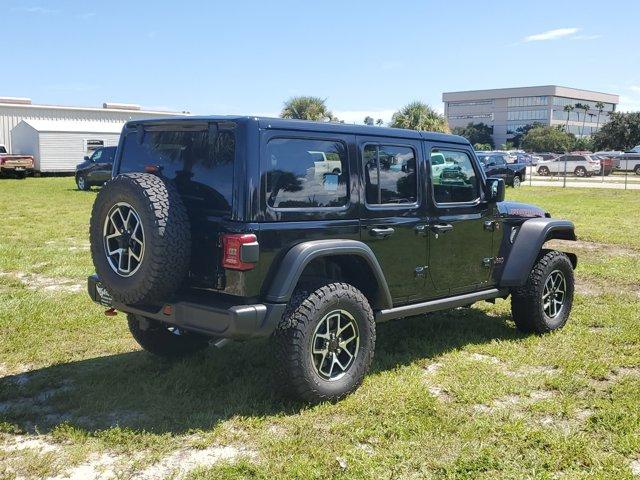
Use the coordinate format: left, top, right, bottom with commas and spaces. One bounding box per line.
124, 115, 469, 145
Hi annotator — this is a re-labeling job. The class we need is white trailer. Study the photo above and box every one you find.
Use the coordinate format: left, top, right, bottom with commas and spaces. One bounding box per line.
11, 119, 123, 172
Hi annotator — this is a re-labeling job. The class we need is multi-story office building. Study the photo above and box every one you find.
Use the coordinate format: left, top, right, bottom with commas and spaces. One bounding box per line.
442, 86, 619, 147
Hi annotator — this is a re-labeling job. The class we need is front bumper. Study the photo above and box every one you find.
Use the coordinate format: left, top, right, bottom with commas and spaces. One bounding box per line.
87, 274, 286, 339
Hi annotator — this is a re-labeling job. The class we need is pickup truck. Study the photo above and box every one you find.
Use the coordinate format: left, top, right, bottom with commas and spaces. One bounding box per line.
0, 144, 34, 179
475, 151, 527, 187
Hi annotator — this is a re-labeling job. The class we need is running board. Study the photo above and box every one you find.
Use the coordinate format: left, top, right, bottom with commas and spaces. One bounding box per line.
375, 288, 507, 322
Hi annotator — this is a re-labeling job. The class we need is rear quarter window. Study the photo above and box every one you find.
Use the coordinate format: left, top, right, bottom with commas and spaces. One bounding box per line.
263, 138, 348, 209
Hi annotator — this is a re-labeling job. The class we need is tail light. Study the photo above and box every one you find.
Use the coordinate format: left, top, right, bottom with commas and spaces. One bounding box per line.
221, 233, 258, 271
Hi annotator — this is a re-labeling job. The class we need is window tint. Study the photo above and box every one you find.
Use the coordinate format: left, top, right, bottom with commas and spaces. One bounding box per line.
430, 150, 480, 204
495, 156, 506, 165
364, 144, 417, 205
103, 148, 116, 163
91, 149, 103, 162
265, 138, 348, 209
119, 126, 236, 213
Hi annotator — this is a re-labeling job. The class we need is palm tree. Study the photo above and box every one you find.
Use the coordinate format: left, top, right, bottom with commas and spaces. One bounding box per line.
375, 118, 384, 126
563, 104, 575, 130
595, 101, 605, 132
574, 103, 584, 135
579, 104, 590, 137
390, 101, 449, 133
280, 96, 335, 122
364, 116, 374, 126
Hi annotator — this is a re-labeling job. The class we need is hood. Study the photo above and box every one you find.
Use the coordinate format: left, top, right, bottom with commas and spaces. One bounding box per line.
497, 201, 547, 219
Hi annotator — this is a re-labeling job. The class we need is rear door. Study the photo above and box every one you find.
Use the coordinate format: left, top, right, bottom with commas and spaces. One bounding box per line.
357, 136, 428, 305
426, 144, 495, 296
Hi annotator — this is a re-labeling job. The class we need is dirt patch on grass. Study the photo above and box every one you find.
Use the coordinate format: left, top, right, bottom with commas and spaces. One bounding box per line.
472, 389, 555, 414
545, 239, 640, 258
575, 277, 640, 298
630, 458, 640, 476
465, 352, 559, 378
0, 271, 83, 293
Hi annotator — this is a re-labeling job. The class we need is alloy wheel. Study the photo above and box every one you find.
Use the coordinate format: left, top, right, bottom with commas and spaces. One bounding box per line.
311, 310, 360, 381
542, 270, 566, 319
103, 202, 145, 277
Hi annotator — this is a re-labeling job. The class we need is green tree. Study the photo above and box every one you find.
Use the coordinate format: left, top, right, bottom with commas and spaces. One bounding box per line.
522, 125, 575, 153
474, 143, 492, 151
592, 111, 640, 151
595, 101, 605, 132
574, 103, 584, 134
376, 118, 384, 126
451, 122, 494, 148
509, 123, 542, 148
390, 101, 449, 133
563, 104, 575, 129
580, 104, 590, 137
280, 96, 335, 121
364, 116, 374, 126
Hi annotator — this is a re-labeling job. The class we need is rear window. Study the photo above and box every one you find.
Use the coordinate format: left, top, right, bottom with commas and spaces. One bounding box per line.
119, 125, 235, 213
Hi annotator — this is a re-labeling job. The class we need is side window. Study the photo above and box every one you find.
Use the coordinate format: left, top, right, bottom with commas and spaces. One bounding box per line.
495, 156, 507, 166
430, 149, 480, 204
91, 149, 103, 162
265, 138, 348, 209
364, 144, 417, 205
103, 148, 115, 163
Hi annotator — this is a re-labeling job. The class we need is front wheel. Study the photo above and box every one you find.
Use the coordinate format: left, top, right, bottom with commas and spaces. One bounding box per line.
538, 166, 550, 176
76, 174, 90, 191
128, 314, 210, 358
512, 175, 521, 188
635, 165, 640, 175
575, 166, 587, 177
511, 251, 574, 334
274, 283, 376, 403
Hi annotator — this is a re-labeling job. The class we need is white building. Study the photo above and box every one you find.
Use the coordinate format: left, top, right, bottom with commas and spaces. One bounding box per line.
0, 96, 184, 159
11, 120, 126, 172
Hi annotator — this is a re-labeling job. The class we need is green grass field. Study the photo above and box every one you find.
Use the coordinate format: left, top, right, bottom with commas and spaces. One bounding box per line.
1, 178, 639, 479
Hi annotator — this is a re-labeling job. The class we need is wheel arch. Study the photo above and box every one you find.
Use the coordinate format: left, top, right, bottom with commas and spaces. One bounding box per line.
263, 239, 393, 310
499, 218, 576, 287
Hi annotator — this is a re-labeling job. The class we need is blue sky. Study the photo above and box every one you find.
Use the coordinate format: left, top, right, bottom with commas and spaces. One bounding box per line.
2, 0, 639, 123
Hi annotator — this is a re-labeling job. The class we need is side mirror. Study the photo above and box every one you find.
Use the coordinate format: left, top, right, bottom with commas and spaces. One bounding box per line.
84, 156, 91, 162
485, 178, 505, 202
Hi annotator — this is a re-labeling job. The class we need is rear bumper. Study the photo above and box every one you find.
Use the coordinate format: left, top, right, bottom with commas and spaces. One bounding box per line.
87, 274, 286, 339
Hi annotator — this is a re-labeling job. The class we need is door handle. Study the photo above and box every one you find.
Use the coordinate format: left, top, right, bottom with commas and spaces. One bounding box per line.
430, 223, 453, 234
370, 227, 395, 238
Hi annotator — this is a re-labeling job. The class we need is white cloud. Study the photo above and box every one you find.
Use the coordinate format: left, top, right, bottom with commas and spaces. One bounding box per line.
76, 12, 96, 20
523, 27, 579, 42
12, 6, 58, 14
629, 85, 640, 93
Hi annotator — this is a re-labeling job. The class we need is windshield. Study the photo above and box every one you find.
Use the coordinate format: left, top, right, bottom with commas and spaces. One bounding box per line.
0, 146, 6, 154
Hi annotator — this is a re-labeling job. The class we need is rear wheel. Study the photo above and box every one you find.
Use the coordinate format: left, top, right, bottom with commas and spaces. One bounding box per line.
128, 314, 210, 358
274, 283, 375, 403
538, 166, 550, 176
512, 175, 521, 188
635, 165, 640, 175
511, 250, 574, 334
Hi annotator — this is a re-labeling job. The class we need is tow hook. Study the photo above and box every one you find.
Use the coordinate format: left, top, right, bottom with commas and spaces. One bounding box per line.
104, 308, 117, 316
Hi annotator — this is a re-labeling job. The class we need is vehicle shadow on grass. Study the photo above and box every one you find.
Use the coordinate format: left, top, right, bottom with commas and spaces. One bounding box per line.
0, 307, 522, 436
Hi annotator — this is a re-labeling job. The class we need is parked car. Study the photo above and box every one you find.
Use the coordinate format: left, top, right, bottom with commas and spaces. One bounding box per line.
594, 151, 624, 168
0, 144, 34, 179
617, 153, 640, 175
75, 146, 116, 190
590, 154, 615, 176
537, 154, 600, 177
475, 151, 527, 187
86, 116, 577, 403
628, 146, 640, 154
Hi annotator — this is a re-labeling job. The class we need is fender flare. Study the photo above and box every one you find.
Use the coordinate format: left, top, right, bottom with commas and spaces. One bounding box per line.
263, 239, 393, 309
500, 218, 576, 287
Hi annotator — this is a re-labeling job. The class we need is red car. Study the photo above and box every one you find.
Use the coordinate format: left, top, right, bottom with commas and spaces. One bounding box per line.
591, 155, 615, 176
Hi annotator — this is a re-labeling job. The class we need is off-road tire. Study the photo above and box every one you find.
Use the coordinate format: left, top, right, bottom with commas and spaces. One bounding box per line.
90, 173, 190, 305
76, 174, 90, 191
538, 166, 550, 176
274, 283, 376, 403
511, 250, 574, 334
128, 314, 210, 358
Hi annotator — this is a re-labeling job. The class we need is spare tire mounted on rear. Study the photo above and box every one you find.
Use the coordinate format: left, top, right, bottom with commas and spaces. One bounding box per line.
89, 172, 191, 305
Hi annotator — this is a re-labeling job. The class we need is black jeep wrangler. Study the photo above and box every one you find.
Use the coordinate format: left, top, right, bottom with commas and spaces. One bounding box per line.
87, 117, 577, 403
